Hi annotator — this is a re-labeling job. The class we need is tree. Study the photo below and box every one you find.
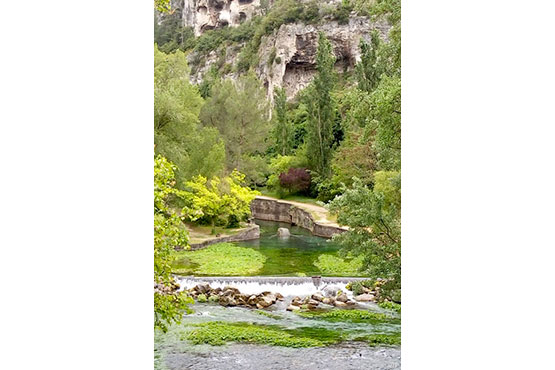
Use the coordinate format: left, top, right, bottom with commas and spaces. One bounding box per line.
272, 87, 293, 155
199, 73, 271, 185
154, 46, 226, 186
368, 75, 401, 171
154, 155, 193, 332
328, 175, 401, 301
279, 168, 311, 194
356, 30, 384, 93
181, 170, 260, 229
304, 33, 336, 179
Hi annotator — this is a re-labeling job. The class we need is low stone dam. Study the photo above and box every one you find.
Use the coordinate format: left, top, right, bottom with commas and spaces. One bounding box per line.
176, 276, 369, 298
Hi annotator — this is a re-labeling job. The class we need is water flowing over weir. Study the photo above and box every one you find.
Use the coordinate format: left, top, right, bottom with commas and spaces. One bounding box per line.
177, 276, 369, 297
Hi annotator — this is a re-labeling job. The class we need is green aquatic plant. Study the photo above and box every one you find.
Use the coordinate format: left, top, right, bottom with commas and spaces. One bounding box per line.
171, 243, 266, 275
296, 309, 397, 323
360, 333, 401, 346
313, 254, 365, 276
186, 322, 331, 347
254, 310, 283, 320
378, 301, 401, 313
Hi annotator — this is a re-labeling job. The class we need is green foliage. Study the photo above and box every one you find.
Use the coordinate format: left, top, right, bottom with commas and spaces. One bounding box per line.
272, 87, 294, 156
186, 322, 330, 347
154, 46, 226, 185
181, 170, 259, 228
348, 280, 373, 295
333, 0, 354, 25
172, 243, 267, 275
313, 254, 365, 276
305, 33, 337, 179
154, 155, 193, 332
199, 74, 271, 185
267, 154, 308, 197
296, 309, 396, 323
154, 9, 195, 54
196, 294, 207, 303
356, 30, 384, 93
368, 75, 401, 171
154, 0, 170, 13
328, 178, 401, 298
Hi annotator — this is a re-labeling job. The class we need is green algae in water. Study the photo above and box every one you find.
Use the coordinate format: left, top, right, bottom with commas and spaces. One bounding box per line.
296, 309, 400, 324
185, 321, 343, 347
254, 310, 283, 320
172, 220, 370, 277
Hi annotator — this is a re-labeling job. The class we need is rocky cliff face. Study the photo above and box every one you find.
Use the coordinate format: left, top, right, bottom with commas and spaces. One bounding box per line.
256, 17, 390, 101
167, 1, 392, 101
176, 0, 268, 36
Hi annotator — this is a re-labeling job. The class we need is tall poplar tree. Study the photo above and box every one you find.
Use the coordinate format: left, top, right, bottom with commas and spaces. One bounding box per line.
305, 32, 336, 178
272, 87, 293, 155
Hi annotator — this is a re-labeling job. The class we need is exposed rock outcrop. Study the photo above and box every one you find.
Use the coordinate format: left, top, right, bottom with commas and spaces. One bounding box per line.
257, 17, 391, 101
173, 0, 268, 36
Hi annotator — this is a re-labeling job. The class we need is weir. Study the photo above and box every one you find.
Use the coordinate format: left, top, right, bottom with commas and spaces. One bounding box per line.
176, 276, 368, 297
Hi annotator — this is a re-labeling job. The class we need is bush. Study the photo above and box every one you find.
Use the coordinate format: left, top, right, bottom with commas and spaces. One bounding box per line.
279, 167, 311, 194
196, 294, 207, 303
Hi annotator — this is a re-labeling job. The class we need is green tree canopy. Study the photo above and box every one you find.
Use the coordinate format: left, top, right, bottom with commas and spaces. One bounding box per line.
199, 73, 271, 185
154, 45, 226, 186
304, 32, 337, 179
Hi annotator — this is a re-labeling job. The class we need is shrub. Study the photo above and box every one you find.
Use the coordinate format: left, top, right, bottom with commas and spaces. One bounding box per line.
279, 167, 311, 194
196, 294, 207, 303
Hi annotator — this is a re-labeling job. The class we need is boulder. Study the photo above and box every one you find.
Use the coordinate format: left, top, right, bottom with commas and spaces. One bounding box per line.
277, 227, 290, 238
322, 297, 334, 305
334, 301, 348, 308
336, 292, 349, 303
257, 295, 274, 308
286, 304, 301, 311
219, 296, 237, 307
345, 300, 356, 306
311, 293, 324, 302
194, 283, 211, 294
223, 286, 240, 295
276, 293, 284, 300
247, 295, 258, 306
354, 293, 375, 302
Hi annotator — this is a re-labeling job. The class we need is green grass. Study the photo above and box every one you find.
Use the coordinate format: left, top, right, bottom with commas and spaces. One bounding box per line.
296, 309, 398, 324
171, 243, 266, 275
185, 322, 341, 347
313, 254, 365, 276
259, 189, 322, 206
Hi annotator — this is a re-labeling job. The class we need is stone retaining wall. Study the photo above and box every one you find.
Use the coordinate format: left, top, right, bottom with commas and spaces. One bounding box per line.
189, 224, 260, 250
250, 197, 346, 238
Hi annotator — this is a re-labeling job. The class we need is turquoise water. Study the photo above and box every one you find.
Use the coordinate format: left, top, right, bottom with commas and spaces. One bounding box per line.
232, 220, 350, 276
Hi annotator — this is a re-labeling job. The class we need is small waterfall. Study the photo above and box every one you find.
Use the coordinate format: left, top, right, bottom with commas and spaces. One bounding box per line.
176, 276, 366, 298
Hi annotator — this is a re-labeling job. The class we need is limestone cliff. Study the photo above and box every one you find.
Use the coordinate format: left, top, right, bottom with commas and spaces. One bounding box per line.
161, 1, 392, 101
174, 0, 268, 36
